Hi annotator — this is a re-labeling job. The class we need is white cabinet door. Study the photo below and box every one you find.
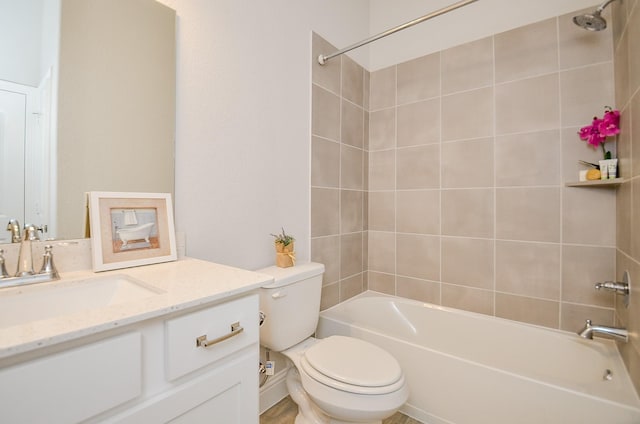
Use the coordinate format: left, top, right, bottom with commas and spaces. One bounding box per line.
112, 347, 258, 424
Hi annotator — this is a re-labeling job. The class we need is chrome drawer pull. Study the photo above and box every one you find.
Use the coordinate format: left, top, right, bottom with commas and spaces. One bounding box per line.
196, 322, 244, 348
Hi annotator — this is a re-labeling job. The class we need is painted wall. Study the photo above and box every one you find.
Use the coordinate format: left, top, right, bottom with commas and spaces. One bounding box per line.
158, 0, 370, 270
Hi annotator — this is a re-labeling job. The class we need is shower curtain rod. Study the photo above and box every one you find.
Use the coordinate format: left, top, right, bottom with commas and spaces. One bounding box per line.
318, 0, 479, 65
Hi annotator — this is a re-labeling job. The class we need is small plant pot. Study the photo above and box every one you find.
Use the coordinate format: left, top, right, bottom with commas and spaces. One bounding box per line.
275, 242, 295, 268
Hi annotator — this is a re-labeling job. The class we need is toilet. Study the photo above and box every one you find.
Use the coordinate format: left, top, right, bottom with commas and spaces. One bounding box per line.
258, 262, 409, 424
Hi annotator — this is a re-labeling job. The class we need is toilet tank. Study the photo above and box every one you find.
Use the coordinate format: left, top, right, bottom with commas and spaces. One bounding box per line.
257, 262, 325, 351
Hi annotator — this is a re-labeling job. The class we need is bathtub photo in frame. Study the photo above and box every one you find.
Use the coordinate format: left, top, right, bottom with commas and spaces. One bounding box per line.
88, 192, 177, 272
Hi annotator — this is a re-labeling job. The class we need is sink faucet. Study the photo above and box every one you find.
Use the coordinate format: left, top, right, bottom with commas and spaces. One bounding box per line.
578, 319, 628, 342
6, 219, 21, 243
16, 224, 38, 277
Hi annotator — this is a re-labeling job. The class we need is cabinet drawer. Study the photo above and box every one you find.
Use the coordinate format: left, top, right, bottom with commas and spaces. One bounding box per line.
165, 294, 258, 380
0, 332, 141, 424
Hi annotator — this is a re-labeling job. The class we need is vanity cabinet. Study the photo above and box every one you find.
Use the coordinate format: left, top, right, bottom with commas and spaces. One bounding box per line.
0, 293, 259, 424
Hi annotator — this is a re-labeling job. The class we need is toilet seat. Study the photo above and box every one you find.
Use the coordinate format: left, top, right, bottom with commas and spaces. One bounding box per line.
300, 336, 405, 395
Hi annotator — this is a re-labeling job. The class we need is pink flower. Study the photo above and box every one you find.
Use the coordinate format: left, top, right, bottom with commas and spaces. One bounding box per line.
578, 107, 620, 158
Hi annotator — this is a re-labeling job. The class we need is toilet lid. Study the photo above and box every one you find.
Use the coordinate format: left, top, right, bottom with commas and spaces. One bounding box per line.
302, 336, 403, 392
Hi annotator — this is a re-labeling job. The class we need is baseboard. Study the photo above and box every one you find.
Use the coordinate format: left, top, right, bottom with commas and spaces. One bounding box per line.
259, 366, 290, 415
400, 403, 452, 424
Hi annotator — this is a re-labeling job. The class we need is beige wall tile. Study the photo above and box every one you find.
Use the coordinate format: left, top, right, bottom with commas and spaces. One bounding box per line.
363, 69, 370, 112
494, 18, 558, 83
396, 234, 440, 281
341, 233, 363, 279
560, 63, 615, 128
617, 181, 632, 254
495, 130, 560, 187
312, 33, 340, 94
369, 150, 395, 190
311, 235, 340, 285
496, 241, 560, 300
341, 190, 363, 233
628, 4, 640, 95
633, 179, 640, 260
614, 29, 630, 109
320, 282, 340, 311
558, 8, 613, 70
442, 189, 494, 238
562, 187, 615, 246
617, 102, 631, 180
342, 55, 364, 107
396, 145, 441, 190
442, 284, 494, 316
560, 303, 614, 333
441, 237, 494, 289
632, 92, 640, 177
341, 100, 364, 148
311, 188, 339, 237
368, 191, 395, 232
495, 293, 560, 328
311, 136, 340, 188
370, 66, 396, 110
611, 2, 627, 50
341, 144, 363, 190
368, 231, 396, 274
496, 74, 559, 135
369, 108, 396, 151
340, 273, 364, 301
496, 187, 560, 243
397, 52, 440, 105
397, 99, 440, 147
442, 138, 494, 188
442, 87, 493, 141
562, 245, 615, 307
368, 271, 395, 295
442, 36, 493, 94
396, 190, 440, 235
312, 84, 341, 141
397, 276, 440, 304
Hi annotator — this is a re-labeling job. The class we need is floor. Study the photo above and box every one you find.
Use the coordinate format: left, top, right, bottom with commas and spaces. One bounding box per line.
259, 396, 422, 424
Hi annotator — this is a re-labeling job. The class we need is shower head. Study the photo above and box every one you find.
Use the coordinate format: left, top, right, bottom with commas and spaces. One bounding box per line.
572, 0, 617, 31
573, 11, 607, 31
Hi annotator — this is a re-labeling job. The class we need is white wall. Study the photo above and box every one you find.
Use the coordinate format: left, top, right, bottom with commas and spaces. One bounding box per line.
158, 0, 370, 270
368, 0, 603, 70
158, 0, 603, 271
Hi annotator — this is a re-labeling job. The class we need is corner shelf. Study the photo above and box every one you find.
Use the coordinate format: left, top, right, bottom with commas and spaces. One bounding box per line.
565, 178, 626, 187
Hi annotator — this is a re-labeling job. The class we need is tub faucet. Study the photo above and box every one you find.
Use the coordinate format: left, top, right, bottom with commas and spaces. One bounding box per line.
578, 319, 628, 342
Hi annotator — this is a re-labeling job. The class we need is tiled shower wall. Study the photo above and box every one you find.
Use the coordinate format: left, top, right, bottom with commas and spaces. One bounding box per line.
311, 8, 620, 331
612, 0, 640, 395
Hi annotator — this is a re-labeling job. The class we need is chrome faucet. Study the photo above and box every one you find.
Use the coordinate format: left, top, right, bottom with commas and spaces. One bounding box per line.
578, 319, 628, 342
0, 225, 60, 288
16, 224, 38, 277
6, 219, 21, 243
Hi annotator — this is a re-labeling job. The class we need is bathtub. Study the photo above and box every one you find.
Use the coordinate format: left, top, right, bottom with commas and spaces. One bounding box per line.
316, 292, 640, 424
117, 222, 154, 246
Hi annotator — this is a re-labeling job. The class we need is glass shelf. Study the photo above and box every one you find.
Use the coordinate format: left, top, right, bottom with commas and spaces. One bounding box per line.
565, 178, 625, 187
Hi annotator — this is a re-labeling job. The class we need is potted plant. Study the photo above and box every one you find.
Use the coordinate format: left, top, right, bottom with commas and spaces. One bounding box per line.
271, 228, 295, 268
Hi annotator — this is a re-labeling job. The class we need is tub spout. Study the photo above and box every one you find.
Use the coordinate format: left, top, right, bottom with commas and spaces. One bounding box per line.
578, 319, 628, 342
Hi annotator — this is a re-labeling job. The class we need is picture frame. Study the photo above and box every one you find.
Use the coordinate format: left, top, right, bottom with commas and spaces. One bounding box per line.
88, 192, 177, 272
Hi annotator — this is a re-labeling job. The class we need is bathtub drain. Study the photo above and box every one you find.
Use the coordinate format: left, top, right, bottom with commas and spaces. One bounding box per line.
603, 369, 613, 381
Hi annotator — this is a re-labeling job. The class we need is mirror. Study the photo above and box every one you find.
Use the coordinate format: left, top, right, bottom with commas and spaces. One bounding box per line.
0, 0, 175, 242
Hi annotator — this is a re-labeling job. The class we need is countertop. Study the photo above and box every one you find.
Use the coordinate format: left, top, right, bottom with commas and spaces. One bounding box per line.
0, 257, 273, 360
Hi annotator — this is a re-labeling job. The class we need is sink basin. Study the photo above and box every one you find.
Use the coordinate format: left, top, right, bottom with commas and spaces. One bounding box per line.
0, 275, 163, 328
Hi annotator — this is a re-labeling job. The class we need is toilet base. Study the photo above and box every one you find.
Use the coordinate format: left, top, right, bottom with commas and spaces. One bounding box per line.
286, 367, 382, 424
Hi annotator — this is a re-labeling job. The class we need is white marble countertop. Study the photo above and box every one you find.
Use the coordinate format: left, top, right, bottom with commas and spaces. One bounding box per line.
0, 257, 273, 360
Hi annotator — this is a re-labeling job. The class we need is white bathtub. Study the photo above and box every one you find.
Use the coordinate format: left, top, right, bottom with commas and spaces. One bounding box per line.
316, 292, 640, 424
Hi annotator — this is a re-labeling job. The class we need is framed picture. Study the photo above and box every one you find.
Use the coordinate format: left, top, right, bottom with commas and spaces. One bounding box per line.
88, 192, 177, 272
